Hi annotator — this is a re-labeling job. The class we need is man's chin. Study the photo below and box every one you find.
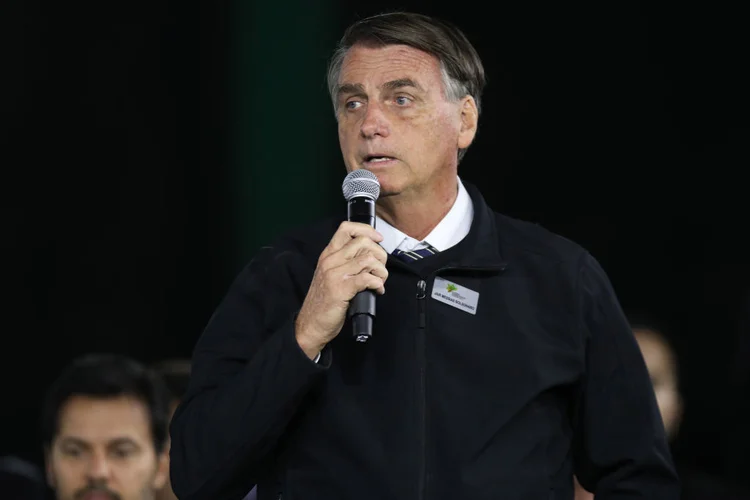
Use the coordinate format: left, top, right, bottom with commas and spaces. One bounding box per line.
372, 177, 403, 198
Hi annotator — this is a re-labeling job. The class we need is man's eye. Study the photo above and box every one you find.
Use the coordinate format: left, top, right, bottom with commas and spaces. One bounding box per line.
346, 100, 362, 110
112, 447, 134, 458
62, 447, 82, 457
395, 96, 411, 106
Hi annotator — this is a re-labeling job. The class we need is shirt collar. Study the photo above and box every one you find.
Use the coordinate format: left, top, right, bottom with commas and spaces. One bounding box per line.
376, 176, 474, 254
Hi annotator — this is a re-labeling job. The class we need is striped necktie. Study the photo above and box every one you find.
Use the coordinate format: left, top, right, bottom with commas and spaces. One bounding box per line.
391, 244, 438, 263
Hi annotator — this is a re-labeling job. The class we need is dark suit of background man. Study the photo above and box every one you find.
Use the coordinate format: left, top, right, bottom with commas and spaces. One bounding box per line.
169, 11, 680, 500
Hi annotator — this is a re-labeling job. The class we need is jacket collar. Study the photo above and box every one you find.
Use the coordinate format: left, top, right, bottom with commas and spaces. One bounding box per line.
308, 181, 507, 272
449, 181, 507, 270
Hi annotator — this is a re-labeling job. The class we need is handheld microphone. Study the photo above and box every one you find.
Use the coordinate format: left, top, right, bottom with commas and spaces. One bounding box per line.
341, 169, 381, 342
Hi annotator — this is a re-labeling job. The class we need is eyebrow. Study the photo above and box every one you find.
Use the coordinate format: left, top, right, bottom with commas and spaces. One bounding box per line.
108, 437, 140, 448
58, 436, 140, 448
382, 78, 423, 92
337, 78, 424, 98
58, 437, 90, 448
337, 82, 365, 97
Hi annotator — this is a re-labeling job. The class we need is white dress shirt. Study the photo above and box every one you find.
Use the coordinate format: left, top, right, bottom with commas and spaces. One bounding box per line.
376, 176, 474, 254
311, 177, 473, 363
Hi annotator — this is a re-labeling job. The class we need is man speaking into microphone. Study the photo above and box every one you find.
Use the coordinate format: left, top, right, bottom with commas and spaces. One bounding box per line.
169, 11, 679, 500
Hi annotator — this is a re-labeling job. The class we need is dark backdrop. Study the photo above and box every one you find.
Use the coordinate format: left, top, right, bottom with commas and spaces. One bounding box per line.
2, 0, 748, 488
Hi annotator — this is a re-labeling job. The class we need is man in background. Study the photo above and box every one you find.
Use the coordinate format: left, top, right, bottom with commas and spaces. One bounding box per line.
575, 324, 683, 500
574, 321, 683, 499
576, 320, 750, 499
629, 323, 683, 439
41, 353, 171, 500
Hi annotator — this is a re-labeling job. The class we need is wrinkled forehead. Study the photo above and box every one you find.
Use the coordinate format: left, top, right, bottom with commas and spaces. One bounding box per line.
339, 44, 443, 89
54, 395, 153, 446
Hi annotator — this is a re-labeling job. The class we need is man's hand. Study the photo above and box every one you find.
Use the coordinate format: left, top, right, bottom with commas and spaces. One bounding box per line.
295, 222, 389, 359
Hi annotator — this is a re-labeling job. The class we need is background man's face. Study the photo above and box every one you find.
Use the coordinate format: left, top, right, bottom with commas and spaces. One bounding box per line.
46, 395, 168, 500
634, 328, 682, 439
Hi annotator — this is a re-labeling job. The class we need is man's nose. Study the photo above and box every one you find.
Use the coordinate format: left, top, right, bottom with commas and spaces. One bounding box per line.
86, 452, 112, 481
360, 102, 390, 139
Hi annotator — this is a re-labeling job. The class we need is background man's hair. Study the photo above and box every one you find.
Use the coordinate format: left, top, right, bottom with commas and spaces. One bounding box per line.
151, 358, 191, 402
40, 353, 172, 454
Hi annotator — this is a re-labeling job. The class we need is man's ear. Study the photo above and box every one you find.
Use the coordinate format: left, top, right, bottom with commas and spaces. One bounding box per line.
152, 446, 170, 490
457, 95, 478, 150
44, 446, 56, 488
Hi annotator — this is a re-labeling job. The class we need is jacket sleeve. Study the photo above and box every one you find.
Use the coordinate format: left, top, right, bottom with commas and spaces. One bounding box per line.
572, 252, 680, 499
168, 244, 330, 499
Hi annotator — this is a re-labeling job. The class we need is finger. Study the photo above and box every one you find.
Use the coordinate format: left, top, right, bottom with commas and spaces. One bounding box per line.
338, 257, 388, 297
326, 221, 383, 254
338, 235, 388, 263
325, 257, 386, 299
353, 272, 386, 296
367, 261, 389, 281
343, 254, 388, 280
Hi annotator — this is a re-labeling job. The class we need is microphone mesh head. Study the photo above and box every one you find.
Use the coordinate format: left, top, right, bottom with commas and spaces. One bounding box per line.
342, 169, 380, 201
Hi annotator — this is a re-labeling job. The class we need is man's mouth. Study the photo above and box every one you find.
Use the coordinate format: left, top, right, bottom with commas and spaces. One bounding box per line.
363, 155, 396, 165
82, 494, 116, 500
77, 487, 120, 500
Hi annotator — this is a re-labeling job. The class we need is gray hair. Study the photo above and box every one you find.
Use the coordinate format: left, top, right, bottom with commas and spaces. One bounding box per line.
326, 12, 486, 162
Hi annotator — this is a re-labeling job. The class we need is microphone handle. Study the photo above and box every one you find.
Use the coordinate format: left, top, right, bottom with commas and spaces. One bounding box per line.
347, 196, 376, 226
347, 196, 377, 342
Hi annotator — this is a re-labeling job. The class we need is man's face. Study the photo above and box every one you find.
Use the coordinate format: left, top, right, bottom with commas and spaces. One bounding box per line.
634, 329, 682, 439
336, 43, 477, 200
46, 395, 168, 500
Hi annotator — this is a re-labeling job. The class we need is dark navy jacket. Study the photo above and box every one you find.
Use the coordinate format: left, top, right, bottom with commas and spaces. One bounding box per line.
169, 182, 679, 500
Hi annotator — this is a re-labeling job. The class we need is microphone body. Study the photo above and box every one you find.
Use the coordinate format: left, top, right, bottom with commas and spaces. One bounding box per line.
341, 170, 381, 342
347, 196, 377, 342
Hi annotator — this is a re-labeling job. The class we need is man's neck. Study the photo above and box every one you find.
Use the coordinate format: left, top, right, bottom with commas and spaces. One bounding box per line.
376, 177, 458, 241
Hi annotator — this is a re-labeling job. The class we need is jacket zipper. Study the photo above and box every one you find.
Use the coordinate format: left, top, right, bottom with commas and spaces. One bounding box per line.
417, 279, 426, 328
414, 267, 503, 500
416, 279, 427, 500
